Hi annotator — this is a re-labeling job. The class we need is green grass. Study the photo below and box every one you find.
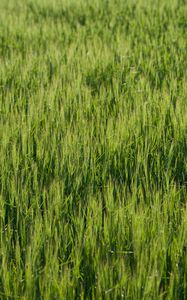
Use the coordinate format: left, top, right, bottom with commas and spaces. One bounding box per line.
0, 0, 187, 299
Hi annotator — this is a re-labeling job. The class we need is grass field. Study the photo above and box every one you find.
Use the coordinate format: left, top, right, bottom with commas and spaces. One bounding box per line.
0, 0, 187, 299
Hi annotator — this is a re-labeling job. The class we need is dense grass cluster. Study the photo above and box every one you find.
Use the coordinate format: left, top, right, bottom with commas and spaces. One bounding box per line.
0, 0, 187, 299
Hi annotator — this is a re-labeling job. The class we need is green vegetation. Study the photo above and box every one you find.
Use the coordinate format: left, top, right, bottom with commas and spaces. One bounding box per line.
0, 0, 187, 299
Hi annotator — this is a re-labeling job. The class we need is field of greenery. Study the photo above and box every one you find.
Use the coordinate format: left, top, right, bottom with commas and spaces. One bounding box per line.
0, 0, 187, 299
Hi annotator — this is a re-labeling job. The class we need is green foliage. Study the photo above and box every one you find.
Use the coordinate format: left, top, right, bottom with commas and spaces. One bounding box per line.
0, 0, 187, 299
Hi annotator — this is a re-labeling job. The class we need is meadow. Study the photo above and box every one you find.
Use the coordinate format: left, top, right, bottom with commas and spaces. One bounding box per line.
0, 0, 187, 299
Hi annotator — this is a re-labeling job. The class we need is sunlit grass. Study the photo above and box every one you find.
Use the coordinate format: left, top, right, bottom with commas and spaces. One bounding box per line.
0, 0, 187, 299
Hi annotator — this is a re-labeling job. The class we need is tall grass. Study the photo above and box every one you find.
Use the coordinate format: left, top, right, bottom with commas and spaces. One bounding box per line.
0, 0, 187, 299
